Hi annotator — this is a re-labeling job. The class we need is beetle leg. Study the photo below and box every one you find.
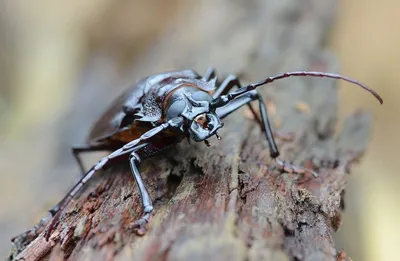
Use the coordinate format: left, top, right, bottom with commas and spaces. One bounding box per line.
129, 152, 154, 235
212, 74, 240, 98
214, 75, 290, 140
43, 143, 147, 240
216, 90, 278, 157
72, 144, 116, 174
274, 158, 318, 178
216, 91, 318, 177
202, 67, 216, 81
213, 75, 263, 125
214, 75, 267, 127
10, 213, 53, 245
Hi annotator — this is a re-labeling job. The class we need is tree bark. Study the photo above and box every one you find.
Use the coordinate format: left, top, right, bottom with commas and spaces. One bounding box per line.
9, 0, 374, 260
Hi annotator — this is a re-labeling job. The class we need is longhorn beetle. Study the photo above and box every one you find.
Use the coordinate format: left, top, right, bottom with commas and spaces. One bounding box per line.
12, 67, 383, 242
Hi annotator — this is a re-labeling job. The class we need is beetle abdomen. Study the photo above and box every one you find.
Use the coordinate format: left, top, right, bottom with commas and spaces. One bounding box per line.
108, 121, 149, 143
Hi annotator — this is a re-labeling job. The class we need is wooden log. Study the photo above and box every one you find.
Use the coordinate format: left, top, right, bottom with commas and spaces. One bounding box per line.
9, 0, 375, 260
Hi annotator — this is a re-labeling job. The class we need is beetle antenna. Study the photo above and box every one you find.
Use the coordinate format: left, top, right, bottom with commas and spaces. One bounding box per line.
210, 71, 383, 108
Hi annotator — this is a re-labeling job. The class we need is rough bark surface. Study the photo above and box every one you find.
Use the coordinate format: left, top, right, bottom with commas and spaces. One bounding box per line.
9, 0, 373, 260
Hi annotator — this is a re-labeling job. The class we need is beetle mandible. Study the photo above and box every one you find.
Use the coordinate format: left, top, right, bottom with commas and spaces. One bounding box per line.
12, 67, 383, 242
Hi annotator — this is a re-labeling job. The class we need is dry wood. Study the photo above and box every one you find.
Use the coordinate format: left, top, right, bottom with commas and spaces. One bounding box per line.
9, 0, 373, 260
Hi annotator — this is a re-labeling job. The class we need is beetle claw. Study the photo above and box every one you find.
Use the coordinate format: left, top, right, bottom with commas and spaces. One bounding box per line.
274, 158, 318, 177
132, 213, 152, 236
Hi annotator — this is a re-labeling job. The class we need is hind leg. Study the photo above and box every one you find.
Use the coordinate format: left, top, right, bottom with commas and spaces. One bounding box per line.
72, 144, 116, 174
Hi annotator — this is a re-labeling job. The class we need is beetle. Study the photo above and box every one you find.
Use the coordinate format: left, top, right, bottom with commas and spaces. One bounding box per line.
12, 67, 383, 242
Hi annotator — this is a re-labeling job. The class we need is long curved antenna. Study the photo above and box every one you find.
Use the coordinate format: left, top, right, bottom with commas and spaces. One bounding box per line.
210, 71, 383, 108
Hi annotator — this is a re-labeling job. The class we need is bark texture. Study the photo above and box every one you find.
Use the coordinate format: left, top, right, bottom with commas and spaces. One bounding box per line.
9, 0, 374, 260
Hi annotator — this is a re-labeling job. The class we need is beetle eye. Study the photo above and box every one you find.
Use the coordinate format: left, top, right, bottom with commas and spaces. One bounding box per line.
192, 91, 212, 102
166, 100, 186, 120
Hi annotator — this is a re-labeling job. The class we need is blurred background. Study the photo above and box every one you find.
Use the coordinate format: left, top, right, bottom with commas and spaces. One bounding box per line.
0, 0, 398, 260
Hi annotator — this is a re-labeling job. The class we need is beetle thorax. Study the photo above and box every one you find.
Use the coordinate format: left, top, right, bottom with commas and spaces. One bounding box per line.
163, 86, 211, 120
163, 86, 223, 142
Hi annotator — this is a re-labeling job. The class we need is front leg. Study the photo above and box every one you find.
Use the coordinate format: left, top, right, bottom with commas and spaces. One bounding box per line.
129, 152, 153, 235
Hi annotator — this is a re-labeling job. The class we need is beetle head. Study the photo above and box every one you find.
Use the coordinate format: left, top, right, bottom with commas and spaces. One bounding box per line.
166, 90, 223, 142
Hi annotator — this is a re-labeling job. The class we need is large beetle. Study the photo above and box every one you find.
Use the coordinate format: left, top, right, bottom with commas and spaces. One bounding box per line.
12, 67, 383, 241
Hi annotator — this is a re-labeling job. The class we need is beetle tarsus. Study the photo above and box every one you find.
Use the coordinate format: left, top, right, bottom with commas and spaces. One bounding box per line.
274, 158, 318, 178
132, 212, 152, 236
11, 212, 53, 244
213, 71, 383, 105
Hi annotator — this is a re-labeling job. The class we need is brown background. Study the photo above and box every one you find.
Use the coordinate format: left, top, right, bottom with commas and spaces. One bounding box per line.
0, 1, 398, 260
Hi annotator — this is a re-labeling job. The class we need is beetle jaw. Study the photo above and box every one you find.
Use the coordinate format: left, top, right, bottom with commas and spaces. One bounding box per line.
188, 112, 223, 142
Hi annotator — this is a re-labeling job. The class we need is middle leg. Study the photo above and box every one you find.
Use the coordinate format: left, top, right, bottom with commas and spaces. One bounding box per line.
129, 151, 154, 235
